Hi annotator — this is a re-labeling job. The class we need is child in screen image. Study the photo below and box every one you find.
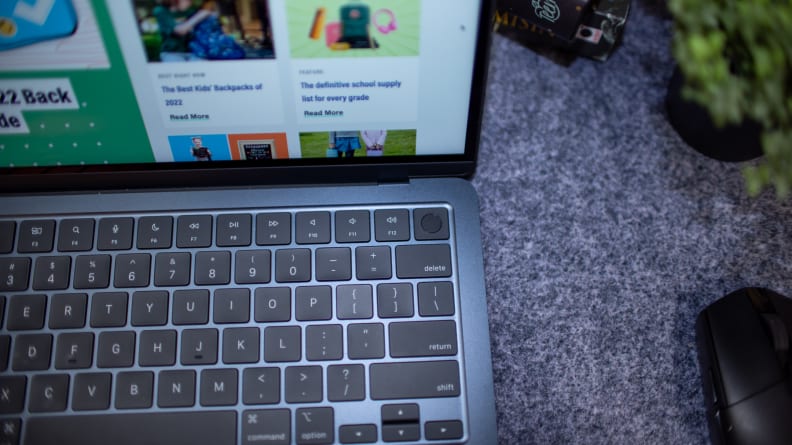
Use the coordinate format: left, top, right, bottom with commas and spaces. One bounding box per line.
190, 136, 213, 161
327, 131, 360, 158
153, 0, 216, 61
361, 129, 386, 156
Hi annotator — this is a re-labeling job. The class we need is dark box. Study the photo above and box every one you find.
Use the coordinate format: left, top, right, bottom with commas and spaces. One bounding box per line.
494, 0, 631, 62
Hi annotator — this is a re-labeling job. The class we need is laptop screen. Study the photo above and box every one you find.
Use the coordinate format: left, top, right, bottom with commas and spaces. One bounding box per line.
0, 0, 486, 173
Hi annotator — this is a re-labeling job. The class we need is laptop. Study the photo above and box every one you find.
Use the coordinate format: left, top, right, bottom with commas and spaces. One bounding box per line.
0, 1, 497, 444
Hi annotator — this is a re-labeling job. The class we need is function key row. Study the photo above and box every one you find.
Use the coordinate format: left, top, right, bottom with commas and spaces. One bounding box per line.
0, 208, 449, 254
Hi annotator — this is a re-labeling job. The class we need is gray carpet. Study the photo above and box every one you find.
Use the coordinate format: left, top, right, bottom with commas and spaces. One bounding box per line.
472, 1, 792, 444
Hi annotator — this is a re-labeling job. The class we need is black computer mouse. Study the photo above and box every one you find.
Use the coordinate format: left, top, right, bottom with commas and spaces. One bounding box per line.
696, 287, 792, 445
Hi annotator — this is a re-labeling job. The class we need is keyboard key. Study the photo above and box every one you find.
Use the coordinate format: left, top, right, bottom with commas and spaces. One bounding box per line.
49, 294, 87, 328
217, 213, 251, 247
12, 333, 52, 370
355, 246, 391, 280
137, 216, 173, 249
0, 221, 15, 253
172, 289, 209, 325
242, 368, 280, 405
382, 403, 419, 423
222, 327, 259, 364
0, 335, 9, 371
315, 247, 352, 281
295, 407, 334, 444
0, 376, 26, 414
306, 324, 343, 361
97, 217, 134, 250
374, 209, 410, 242
73, 254, 111, 289
138, 330, 177, 366
176, 214, 212, 248
32, 256, 71, 290
200, 368, 237, 406
347, 323, 385, 359
0, 296, 4, 329
114, 254, 151, 288
131, 291, 169, 326
377, 283, 414, 318
90, 292, 128, 327
275, 248, 311, 282
97, 331, 135, 368
382, 424, 420, 442
0, 257, 30, 292
295, 211, 331, 244
335, 210, 370, 243
339, 424, 377, 444
54, 332, 93, 369
389, 320, 457, 358
242, 409, 290, 445
157, 370, 196, 408
18, 220, 55, 253
327, 364, 365, 402
29, 374, 69, 412
296, 286, 332, 321
154, 252, 191, 287
25, 411, 237, 445
336, 284, 373, 319
285, 366, 323, 403
370, 360, 460, 400
214, 288, 250, 323
180, 328, 218, 365
413, 207, 450, 240
57, 218, 94, 252
395, 244, 452, 278
0, 418, 21, 445
72, 372, 112, 411
195, 251, 231, 285
425, 420, 464, 440
256, 212, 291, 246
115, 371, 154, 409
7, 294, 46, 330
254, 287, 291, 322
235, 250, 271, 284
417, 281, 455, 316
264, 326, 300, 362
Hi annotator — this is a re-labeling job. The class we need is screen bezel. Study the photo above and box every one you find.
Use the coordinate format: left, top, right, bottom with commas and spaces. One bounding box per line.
0, 1, 493, 193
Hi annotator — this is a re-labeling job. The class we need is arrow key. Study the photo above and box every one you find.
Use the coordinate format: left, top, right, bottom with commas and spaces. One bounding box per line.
381, 423, 420, 442
339, 424, 377, 444
381, 403, 419, 423
425, 420, 464, 440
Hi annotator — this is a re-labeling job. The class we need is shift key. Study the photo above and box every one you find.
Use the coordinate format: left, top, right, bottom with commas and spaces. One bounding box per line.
395, 244, 452, 278
370, 360, 460, 400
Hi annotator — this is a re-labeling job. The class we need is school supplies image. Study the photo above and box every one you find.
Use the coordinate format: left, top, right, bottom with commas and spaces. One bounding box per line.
0, 0, 78, 51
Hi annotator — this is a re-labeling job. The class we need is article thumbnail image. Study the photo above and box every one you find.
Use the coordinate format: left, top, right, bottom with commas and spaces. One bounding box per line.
168, 134, 231, 162
299, 130, 416, 158
227, 133, 289, 160
287, 1, 420, 58
133, 0, 275, 62
0, 0, 110, 71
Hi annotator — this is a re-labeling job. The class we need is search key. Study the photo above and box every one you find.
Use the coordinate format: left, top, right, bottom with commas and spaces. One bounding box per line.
57, 218, 94, 252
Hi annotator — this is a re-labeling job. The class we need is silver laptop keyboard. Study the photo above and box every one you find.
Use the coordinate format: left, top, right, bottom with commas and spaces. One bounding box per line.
0, 205, 467, 445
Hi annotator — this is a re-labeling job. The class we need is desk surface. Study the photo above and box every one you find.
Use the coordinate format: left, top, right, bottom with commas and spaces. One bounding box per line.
474, 2, 792, 444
